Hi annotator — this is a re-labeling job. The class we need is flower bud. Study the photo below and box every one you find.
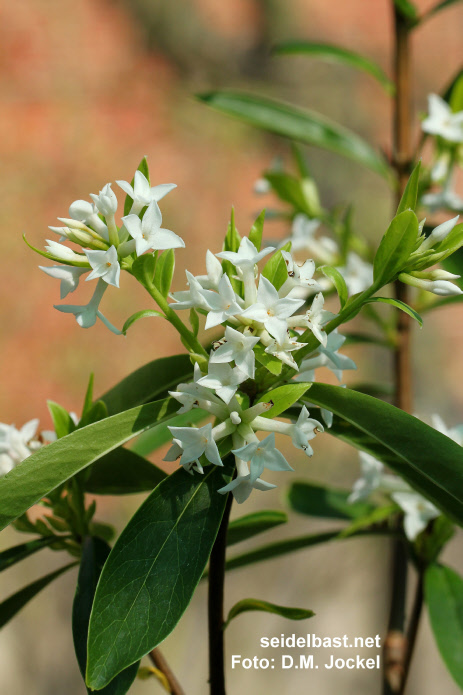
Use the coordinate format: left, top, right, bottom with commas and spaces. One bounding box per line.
399, 272, 462, 296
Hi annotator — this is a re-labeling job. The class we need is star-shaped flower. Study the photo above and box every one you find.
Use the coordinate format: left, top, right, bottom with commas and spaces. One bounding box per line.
84, 246, 121, 287
216, 237, 274, 269
197, 363, 247, 404
209, 326, 260, 378
122, 200, 184, 255
167, 422, 223, 469
90, 183, 118, 216
232, 433, 293, 483
391, 492, 440, 541
290, 406, 323, 456
55, 279, 122, 334
421, 94, 463, 143
39, 265, 89, 299
240, 276, 305, 344
217, 472, 276, 503
200, 274, 243, 329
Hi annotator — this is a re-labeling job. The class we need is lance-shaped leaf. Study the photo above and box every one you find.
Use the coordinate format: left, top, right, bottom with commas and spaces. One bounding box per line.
425, 563, 463, 689
249, 210, 266, 251
287, 481, 375, 520
257, 382, 312, 418
396, 161, 421, 214
373, 210, 419, 284
304, 384, 463, 524
320, 266, 348, 309
273, 41, 394, 94
122, 310, 163, 335
0, 398, 178, 532
99, 354, 193, 416
262, 241, 292, 291
86, 463, 232, 690
153, 249, 175, 298
83, 449, 167, 495
0, 562, 77, 629
364, 297, 423, 327
0, 536, 61, 573
224, 599, 314, 629
73, 538, 139, 695
197, 92, 391, 179
227, 510, 288, 546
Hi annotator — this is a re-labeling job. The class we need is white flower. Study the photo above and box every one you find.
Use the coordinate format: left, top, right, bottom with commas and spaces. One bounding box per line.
391, 492, 440, 541
300, 292, 331, 347
254, 178, 271, 195
45, 240, 87, 264
0, 453, 15, 477
197, 363, 248, 404
240, 276, 305, 344
167, 423, 223, 470
39, 266, 89, 299
290, 406, 323, 456
0, 419, 42, 477
55, 279, 122, 334
264, 335, 307, 370
284, 215, 338, 263
216, 237, 274, 269
421, 187, 463, 213
279, 251, 321, 297
122, 200, 184, 255
170, 271, 212, 311
431, 414, 463, 445
90, 183, 118, 217
200, 274, 243, 330
421, 94, 463, 143
117, 170, 176, 215
195, 250, 223, 290
232, 433, 293, 483
337, 252, 374, 296
209, 326, 260, 378
84, 246, 121, 287
348, 452, 385, 503
69, 200, 109, 240
297, 330, 357, 382
418, 215, 459, 252
217, 455, 277, 503
400, 272, 462, 297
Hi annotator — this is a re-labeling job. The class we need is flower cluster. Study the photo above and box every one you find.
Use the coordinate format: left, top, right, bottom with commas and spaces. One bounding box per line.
0, 419, 54, 477
37, 168, 183, 332
349, 415, 462, 540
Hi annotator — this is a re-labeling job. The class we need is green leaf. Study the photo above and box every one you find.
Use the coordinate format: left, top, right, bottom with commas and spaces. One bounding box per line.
78, 400, 108, 429
273, 40, 394, 94
257, 382, 312, 418
425, 0, 463, 23
338, 504, 397, 538
131, 409, 208, 457
394, 0, 419, 23
23, 234, 90, 268
86, 463, 233, 690
47, 401, 76, 439
425, 563, 463, 689
0, 398, 179, 532
287, 481, 375, 520
0, 536, 61, 573
0, 562, 77, 629
131, 252, 157, 288
224, 207, 241, 252
123, 156, 150, 216
373, 210, 419, 284
73, 538, 139, 695
224, 598, 314, 629
153, 249, 175, 298
84, 448, 167, 495
99, 354, 193, 416
262, 241, 292, 290
304, 384, 463, 525
254, 343, 283, 376
227, 510, 288, 546
364, 297, 423, 327
320, 266, 348, 308
82, 373, 95, 420
122, 310, 163, 335
198, 92, 391, 179
249, 210, 266, 251
396, 161, 421, 214
264, 172, 315, 216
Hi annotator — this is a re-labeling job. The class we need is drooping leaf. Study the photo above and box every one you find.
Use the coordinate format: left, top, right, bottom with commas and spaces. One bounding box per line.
273, 40, 394, 94
153, 249, 175, 298
373, 210, 419, 284
86, 463, 233, 690
0, 562, 77, 629
0, 398, 179, 532
73, 538, 139, 695
320, 265, 348, 308
262, 242, 292, 290
249, 210, 266, 251
122, 310, 163, 335
304, 384, 463, 524
84, 448, 167, 495
287, 481, 375, 520
123, 156, 150, 216
364, 297, 423, 327
197, 92, 391, 178
224, 598, 314, 629
130, 409, 208, 457
425, 563, 463, 689
396, 161, 421, 214
257, 382, 312, 418
99, 354, 193, 416
227, 510, 288, 546
47, 401, 76, 439
0, 536, 61, 573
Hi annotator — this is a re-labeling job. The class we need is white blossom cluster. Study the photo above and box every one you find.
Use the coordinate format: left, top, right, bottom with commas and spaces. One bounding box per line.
0, 419, 55, 477
349, 415, 462, 540
38, 170, 184, 332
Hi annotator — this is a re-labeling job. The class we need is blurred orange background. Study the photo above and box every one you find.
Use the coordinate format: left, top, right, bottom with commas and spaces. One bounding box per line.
0, 0, 462, 693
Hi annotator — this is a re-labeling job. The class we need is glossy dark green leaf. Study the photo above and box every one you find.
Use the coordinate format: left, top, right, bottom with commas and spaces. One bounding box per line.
86, 463, 232, 690
0, 536, 60, 573
227, 510, 288, 546
373, 210, 419, 284
274, 40, 394, 94
99, 354, 193, 416
47, 401, 76, 439
130, 409, 208, 457
320, 265, 348, 308
197, 92, 391, 178
0, 398, 178, 532
396, 161, 421, 214
73, 538, 139, 695
425, 563, 463, 689
249, 210, 266, 251
122, 310, 163, 335
123, 156, 150, 216
153, 249, 175, 298
224, 598, 314, 629
305, 384, 463, 524
257, 382, 312, 418
262, 241, 292, 290
287, 481, 375, 520
0, 562, 77, 629
364, 297, 423, 327
84, 448, 167, 495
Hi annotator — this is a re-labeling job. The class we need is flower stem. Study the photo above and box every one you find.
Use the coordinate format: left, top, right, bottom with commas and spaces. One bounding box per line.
208, 491, 233, 695
148, 648, 186, 695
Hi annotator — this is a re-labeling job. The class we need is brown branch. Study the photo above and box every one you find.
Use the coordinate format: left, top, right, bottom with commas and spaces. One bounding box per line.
398, 572, 424, 695
149, 647, 185, 695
